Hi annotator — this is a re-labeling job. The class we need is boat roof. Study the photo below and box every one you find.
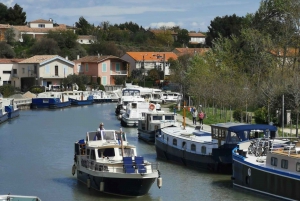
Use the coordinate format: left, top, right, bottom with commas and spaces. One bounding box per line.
211, 122, 277, 132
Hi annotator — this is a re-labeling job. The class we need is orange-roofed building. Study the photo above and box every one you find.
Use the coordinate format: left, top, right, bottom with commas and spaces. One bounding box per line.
72, 55, 129, 86
0, 24, 11, 42
121, 52, 178, 77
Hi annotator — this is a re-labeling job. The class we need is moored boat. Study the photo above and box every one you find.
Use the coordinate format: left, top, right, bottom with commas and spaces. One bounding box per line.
4, 99, 19, 119
0, 102, 8, 124
0, 194, 42, 201
138, 108, 178, 144
31, 92, 71, 109
120, 101, 150, 127
63, 91, 94, 106
232, 136, 300, 200
155, 120, 277, 173
72, 129, 162, 197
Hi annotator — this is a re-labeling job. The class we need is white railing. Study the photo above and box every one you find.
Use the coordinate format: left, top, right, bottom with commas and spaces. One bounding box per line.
14, 98, 32, 106
110, 70, 127, 75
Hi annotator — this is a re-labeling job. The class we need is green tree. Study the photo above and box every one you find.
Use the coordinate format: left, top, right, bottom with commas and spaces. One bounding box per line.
205, 14, 245, 47
29, 38, 60, 55
0, 42, 15, 58
75, 16, 92, 35
0, 3, 8, 24
6, 4, 26, 25
176, 29, 190, 47
47, 30, 78, 49
4, 27, 15, 45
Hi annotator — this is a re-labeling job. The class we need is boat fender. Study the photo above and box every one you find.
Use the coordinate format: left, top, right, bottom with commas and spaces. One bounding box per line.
87, 178, 91, 188
100, 182, 104, 192
72, 164, 76, 176
157, 177, 162, 189
149, 103, 155, 111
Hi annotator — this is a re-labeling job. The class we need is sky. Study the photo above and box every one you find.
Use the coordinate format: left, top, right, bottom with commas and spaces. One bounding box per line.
3, 0, 262, 32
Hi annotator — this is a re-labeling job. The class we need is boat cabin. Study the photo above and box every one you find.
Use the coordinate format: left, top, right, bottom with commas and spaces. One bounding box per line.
138, 111, 177, 132
211, 123, 277, 148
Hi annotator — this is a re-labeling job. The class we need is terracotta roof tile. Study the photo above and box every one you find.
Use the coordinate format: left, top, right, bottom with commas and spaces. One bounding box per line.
78, 35, 96, 40
126, 52, 178, 61
73, 55, 124, 63
0, 24, 10, 28
188, 32, 206, 37
30, 19, 53, 24
13, 24, 67, 33
19, 55, 58, 64
0, 58, 25, 63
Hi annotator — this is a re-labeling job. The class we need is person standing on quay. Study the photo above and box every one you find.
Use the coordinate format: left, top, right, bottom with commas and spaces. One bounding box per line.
198, 111, 205, 129
192, 107, 198, 125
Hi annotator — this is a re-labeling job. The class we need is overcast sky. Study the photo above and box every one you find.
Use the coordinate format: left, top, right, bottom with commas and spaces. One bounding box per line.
4, 0, 262, 32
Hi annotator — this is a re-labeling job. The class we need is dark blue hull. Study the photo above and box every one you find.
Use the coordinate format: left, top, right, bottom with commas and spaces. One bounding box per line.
49, 101, 71, 109
93, 99, 113, 103
77, 170, 156, 196
69, 98, 93, 106
232, 151, 300, 200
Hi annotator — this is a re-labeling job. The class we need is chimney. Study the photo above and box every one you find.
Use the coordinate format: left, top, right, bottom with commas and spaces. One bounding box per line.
77, 55, 80, 60
49, 18, 53, 22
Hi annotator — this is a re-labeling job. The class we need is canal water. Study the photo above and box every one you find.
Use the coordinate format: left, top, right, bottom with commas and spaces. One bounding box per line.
0, 103, 276, 201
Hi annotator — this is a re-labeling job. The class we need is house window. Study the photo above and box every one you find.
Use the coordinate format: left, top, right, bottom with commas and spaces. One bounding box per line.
34, 64, 37, 74
102, 63, 107, 72
3, 71, 11, 74
38, 24, 45, 28
13, 69, 17, 74
85, 64, 89, 72
55, 65, 58, 76
3, 81, 11, 85
201, 146, 206, 154
22, 68, 25, 74
191, 144, 196, 151
281, 159, 288, 169
102, 76, 107, 85
271, 157, 277, 166
172, 139, 177, 146
116, 63, 120, 71
296, 162, 300, 172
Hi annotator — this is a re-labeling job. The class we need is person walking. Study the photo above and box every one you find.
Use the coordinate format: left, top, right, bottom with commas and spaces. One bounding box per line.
198, 111, 205, 129
192, 107, 197, 125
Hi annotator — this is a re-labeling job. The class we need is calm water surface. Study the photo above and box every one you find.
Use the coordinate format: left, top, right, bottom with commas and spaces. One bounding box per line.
0, 103, 276, 201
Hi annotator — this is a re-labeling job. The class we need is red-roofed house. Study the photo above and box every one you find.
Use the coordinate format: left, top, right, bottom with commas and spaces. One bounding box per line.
121, 52, 178, 77
72, 55, 129, 86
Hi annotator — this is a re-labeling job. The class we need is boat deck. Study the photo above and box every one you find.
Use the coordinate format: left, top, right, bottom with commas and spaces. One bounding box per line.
271, 148, 300, 158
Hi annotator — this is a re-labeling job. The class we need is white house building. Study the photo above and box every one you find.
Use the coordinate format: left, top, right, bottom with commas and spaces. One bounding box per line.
121, 52, 178, 77
18, 55, 74, 89
0, 58, 25, 88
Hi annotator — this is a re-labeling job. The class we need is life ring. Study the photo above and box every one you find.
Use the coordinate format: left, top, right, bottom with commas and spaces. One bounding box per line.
149, 103, 155, 111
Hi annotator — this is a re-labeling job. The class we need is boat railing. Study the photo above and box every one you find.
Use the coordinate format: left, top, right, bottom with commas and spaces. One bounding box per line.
86, 161, 160, 174
270, 139, 300, 156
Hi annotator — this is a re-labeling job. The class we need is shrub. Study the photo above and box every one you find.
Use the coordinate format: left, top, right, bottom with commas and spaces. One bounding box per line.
254, 107, 268, 124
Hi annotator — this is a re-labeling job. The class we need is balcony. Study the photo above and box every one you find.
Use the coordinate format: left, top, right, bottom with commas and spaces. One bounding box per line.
110, 70, 127, 75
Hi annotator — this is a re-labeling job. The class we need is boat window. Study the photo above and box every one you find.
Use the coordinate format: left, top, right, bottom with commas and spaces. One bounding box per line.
173, 139, 177, 146
165, 115, 174, 120
201, 146, 206, 154
296, 162, 300, 172
86, 149, 90, 158
103, 148, 115, 157
271, 157, 277, 166
191, 144, 196, 151
281, 159, 288, 169
153, 116, 162, 120
174, 94, 178, 97
182, 142, 186, 149
132, 103, 137, 108
121, 148, 134, 157
91, 150, 96, 160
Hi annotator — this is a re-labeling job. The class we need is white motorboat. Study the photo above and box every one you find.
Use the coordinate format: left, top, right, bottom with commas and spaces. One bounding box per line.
160, 91, 182, 103
0, 194, 41, 201
0, 101, 8, 124
137, 108, 178, 143
72, 129, 162, 196
120, 101, 150, 127
91, 90, 112, 103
